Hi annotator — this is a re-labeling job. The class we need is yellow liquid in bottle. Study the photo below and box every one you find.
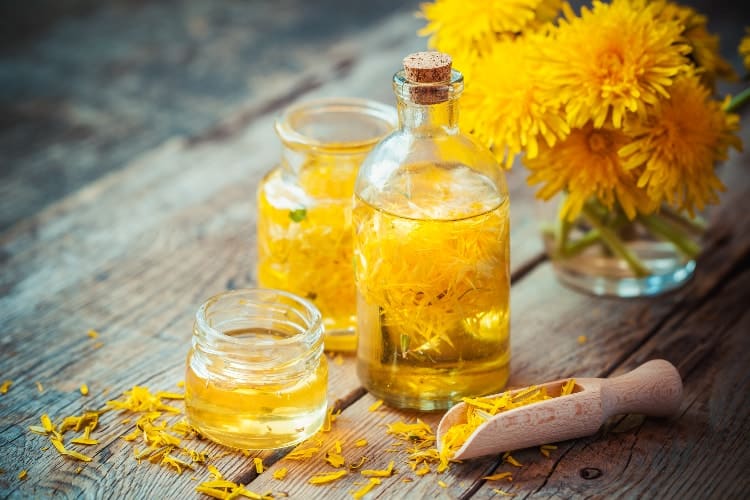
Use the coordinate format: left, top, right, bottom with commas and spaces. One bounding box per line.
353, 163, 510, 410
185, 328, 328, 449
257, 157, 358, 351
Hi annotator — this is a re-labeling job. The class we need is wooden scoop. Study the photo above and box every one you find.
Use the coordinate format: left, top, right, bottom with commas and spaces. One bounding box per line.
437, 359, 683, 460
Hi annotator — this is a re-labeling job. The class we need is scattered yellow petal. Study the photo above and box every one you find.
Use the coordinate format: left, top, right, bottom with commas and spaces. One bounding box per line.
368, 399, 384, 412
349, 456, 369, 470
325, 452, 346, 468
254, 457, 264, 474
75, 466, 83, 474
285, 446, 320, 460
354, 439, 368, 448
29, 425, 47, 435
308, 469, 348, 484
64, 448, 93, 462
493, 488, 515, 496
208, 464, 223, 480
41, 414, 54, 433
195, 479, 271, 500
333, 354, 344, 366
360, 460, 395, 478
87, 329, 99, 339
484, 472, 513, 481
80, 384, 89, 396
18, 470, 27, 480
438, 480, 448, 488
415, 464, 430, 476
36, 382, 44, 393
503, 453, 523, 468
176, 380, 185, 388
540, 444, 558, 458
321, 406, 340, 432
156, 391, 184, 400
351, 478, 381, 499
161, 454, 193, 474
70, 437, 99, 446
0, 380, 12, 395
273, 467, 288, 480
577, 335, 587, 344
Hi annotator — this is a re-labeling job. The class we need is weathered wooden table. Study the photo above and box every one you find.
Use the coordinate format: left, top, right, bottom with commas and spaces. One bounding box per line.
2, 1, 749, 498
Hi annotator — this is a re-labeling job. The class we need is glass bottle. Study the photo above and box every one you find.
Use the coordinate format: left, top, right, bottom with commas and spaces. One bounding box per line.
353, 52, 511, 410
185, 288, 327, 449
257, 98, 397, 352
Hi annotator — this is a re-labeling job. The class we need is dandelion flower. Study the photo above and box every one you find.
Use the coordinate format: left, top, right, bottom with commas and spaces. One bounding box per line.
462, 36, 569, 167
653, 1, 736, 89
539, 0, 690, 129
620, 72, 742, 215
525, 122, 654, 220
419, 0, 562, 77
740, 27, 750, 71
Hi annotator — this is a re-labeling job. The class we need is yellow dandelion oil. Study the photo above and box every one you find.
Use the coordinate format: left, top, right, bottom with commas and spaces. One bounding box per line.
256, 99, 396, 352
353, 52, 511, 410
185, 289, 328, 450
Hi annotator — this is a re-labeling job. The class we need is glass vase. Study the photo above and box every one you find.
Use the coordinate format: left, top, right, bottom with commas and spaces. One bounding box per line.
538, 198, 702, 297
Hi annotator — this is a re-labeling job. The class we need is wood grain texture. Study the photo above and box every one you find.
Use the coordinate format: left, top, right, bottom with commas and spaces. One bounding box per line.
1, 1, 749, 498
0, 0, 423, 231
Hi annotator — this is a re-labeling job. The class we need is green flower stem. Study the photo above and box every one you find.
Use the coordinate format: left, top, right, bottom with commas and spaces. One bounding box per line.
637, 214, 702, 259
556, 215, 571, 255
727, 87, 750, 113
560, 228, 601, 258
659, 206, 706, 236
581, 205, 651, 278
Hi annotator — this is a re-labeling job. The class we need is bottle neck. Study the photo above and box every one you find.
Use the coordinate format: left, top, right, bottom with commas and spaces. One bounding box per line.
397, 97, 460, 135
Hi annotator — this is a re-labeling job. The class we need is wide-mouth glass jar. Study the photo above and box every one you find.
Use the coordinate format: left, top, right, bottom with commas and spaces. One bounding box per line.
185, 288, 327, 450
256, 98, 397, 352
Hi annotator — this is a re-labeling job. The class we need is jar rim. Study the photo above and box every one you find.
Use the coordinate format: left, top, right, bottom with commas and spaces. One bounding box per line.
195, 288, 323, 348
275, 97, 397, 154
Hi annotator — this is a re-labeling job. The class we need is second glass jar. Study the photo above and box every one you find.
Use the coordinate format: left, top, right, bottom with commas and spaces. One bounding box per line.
353, 53, 511, 410
256, 98, 397, 352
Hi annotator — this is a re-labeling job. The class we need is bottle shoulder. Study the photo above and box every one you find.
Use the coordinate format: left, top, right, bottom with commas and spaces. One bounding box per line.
356, 130, 508, 197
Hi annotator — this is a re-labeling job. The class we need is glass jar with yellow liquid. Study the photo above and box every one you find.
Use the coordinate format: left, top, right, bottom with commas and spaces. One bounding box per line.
353, 52, 511, 410
257, 98, 397, 352
185, 289, 327, 449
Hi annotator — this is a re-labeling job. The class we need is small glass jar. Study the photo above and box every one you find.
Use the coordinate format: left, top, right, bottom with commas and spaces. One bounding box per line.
257, 98, 397, 352
353, 53, 511, 410
185, 289, 327, 450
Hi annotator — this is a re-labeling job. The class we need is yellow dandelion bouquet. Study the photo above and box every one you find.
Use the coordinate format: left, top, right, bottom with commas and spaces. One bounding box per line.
418, 0, 746, 297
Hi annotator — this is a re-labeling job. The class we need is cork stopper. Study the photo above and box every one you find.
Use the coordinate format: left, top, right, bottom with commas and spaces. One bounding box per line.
402, 51, 453, 105
403, 52, 452, 83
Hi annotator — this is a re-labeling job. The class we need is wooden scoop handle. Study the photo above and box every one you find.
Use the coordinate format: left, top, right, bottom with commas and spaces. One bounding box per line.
599, 359, 683, 419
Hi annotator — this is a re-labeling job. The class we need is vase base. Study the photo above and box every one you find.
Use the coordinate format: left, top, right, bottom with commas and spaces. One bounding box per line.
552, 258, 695, 298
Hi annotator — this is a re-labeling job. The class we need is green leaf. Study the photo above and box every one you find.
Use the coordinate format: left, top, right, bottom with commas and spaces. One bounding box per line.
289, 208, 307, 223
400, 333, 410, 353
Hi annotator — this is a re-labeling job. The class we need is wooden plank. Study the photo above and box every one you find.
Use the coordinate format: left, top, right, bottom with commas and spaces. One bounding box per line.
2, 5, 747, 500
0, 11, 425, 498
518, 262, 750, 498
0, 0, 423, 231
